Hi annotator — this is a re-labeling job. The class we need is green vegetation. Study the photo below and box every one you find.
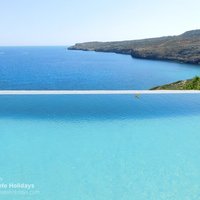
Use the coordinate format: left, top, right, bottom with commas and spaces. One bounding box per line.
69, 30, 200, 65
183, 76, 200, 90
152, 76, 200, 90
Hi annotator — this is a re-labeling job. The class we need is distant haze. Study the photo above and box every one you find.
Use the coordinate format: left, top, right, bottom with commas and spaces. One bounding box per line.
0, 0, 199, 46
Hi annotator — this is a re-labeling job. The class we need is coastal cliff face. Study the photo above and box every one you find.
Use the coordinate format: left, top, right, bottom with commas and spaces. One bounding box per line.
69, 30, 200, 65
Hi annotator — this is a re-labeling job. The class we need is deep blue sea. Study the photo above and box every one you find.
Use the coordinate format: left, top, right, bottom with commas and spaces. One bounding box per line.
0, 46, 200, 89
0, 47, 200, 200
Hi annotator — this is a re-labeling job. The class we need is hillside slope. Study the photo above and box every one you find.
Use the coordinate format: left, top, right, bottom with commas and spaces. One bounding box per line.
152, 76, 200, 90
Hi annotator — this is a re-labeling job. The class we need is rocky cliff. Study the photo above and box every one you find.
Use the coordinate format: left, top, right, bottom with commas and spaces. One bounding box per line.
69, 30, 200, 65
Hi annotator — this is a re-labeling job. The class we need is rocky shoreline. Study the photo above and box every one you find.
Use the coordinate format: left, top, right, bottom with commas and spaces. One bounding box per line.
69, 30, 200, 65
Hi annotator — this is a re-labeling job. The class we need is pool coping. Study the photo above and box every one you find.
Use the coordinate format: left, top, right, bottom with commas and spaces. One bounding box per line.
0, 90, 200, 95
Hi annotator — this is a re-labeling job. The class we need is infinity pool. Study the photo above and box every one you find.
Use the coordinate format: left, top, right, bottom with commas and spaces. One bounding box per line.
0, 94, 200, 199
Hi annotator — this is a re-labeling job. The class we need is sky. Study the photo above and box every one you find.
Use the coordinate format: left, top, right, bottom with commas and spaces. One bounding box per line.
0, 0, 199, 46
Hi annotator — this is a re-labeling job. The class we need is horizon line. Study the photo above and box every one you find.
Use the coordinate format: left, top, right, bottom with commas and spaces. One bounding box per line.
0, 29, 198, 47
0, 45, 69, 47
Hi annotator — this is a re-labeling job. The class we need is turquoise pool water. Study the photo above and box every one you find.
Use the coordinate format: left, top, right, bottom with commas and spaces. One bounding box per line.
0, 94, 200, 199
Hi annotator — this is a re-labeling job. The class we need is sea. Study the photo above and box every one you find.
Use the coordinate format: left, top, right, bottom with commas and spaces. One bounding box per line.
0, 46, 200, 90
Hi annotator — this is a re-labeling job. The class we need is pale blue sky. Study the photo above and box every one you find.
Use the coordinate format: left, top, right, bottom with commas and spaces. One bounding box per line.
0, 0, 199, 46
